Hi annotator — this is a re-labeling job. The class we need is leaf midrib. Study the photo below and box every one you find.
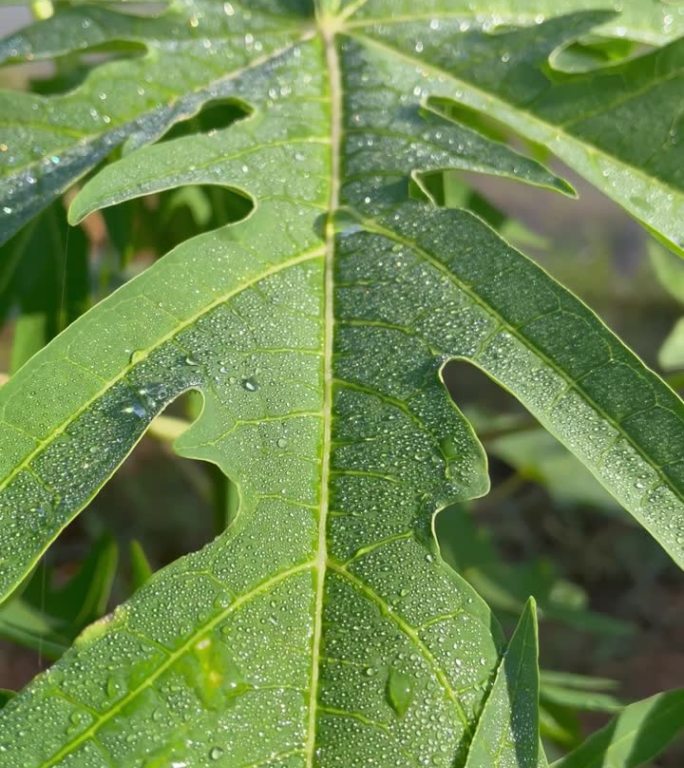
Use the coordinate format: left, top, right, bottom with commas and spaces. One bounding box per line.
304, 12, 341, 766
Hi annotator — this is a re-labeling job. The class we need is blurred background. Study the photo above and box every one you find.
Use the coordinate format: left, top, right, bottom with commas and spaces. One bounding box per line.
0, 3, 683, 764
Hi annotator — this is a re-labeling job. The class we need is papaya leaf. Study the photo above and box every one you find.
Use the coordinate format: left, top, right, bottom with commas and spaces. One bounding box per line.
0, 2, 683, 767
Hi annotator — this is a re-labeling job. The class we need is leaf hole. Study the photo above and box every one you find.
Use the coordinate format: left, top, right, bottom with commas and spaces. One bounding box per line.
548, 36, 656, 74
160, 98, 252, 142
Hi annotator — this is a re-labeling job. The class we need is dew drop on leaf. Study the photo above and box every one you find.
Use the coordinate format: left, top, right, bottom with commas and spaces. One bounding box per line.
122, 401, 147, 418
386, 668, 415, 717
105, 676, 122, 698
241, 377, 259, 392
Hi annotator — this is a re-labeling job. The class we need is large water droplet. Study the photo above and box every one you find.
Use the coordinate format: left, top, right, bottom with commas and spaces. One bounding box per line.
122, 401, 147, 418
241, 377, 259, 392
387, 668, 414, 717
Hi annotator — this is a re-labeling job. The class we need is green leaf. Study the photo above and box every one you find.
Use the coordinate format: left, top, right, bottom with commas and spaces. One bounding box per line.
649, 239, 684, 305
40, 534, 118, 634
0, 2, 683, 766
343, 9, 684, 255
659, 317, 684, 372
0, 598, 70, 659
0, 202, 88, 371
437, 505, 632, 637
0, 689, 15, 709
485, 426, 620, 511
551, 689, 684, 768
128, 540, 154, 592
464, 599, 539, 767
540, 682, 622, 715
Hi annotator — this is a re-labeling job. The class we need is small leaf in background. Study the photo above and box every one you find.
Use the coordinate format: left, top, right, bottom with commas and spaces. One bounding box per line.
659, 318, 684, 372
0, 201, 89, 373
551, 689, 684, 768
128, 540, 153, 592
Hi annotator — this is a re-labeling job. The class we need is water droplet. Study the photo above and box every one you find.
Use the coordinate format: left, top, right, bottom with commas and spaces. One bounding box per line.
129, 349, 146, 365
122, 401, 147, 418
241, 377, 259, 392
105, 676, 122, 698
184, 355, 200, 366
276, 437, 287, 448
214, 593, 233, 610
386, 668, 414, 717
209, 747, 224, 760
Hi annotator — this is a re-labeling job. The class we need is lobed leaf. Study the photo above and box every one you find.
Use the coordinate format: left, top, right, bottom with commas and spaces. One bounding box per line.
0, 1, 682, 766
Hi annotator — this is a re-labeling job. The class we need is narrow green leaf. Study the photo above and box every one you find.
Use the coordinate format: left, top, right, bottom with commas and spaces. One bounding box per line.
540, 684, 622, 715
0, 202, 89, 372
129, 540, 153, 592
540, 671, 618, 693
464, 599, 540, 767
551, 689, 684, 768
650, 240, 684, 304
45, 535, 118, 633
0, 598, 69, 659
659, 318, 684, 372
